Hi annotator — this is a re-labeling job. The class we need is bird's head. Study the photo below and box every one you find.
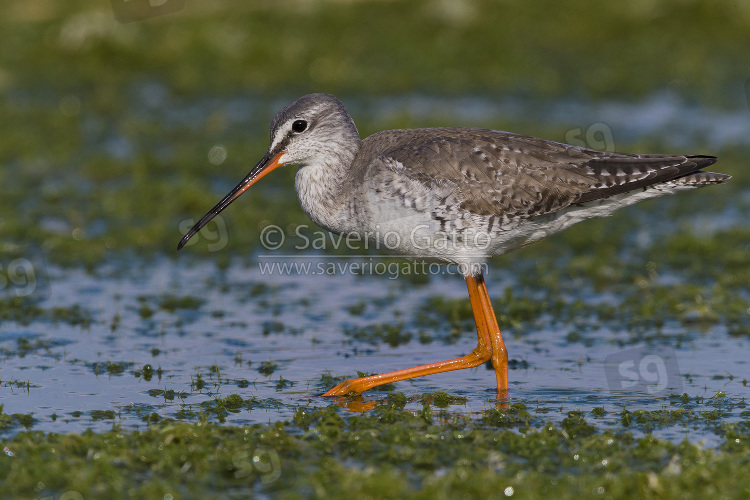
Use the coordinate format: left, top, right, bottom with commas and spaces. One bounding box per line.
177, 93, 360, 250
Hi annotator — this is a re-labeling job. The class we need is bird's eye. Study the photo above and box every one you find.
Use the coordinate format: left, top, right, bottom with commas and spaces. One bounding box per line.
292, 120, 308, 133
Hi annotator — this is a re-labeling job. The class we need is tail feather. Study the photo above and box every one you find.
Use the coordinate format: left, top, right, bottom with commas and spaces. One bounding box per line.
576, 154, 726, 203
671, 170, 730, 186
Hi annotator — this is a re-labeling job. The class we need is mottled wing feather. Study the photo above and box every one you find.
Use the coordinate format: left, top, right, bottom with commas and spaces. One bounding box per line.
366, 128, 719, 220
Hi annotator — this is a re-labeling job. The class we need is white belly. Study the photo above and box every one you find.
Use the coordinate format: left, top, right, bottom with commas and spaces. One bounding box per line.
359, 183, 688, 269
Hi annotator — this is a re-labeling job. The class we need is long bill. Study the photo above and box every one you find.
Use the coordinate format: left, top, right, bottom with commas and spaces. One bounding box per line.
177, 151, 285, 250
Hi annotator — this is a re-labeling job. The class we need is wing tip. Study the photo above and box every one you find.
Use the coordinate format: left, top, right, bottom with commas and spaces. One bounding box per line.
686, 155, 719, 169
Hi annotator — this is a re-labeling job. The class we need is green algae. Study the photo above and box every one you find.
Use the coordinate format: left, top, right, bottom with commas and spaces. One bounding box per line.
257, 361, 279, 377
344, 322, 412, 347
89, 410, 115, 421
422, 391, 468, 409
0, 298, 92, 327
90, 360, 134, 377
158, 295, 204, 313
2, 405, 750, 499
482, 402, 533, 429
137, 304, 154, 319
0, 405, 36, 432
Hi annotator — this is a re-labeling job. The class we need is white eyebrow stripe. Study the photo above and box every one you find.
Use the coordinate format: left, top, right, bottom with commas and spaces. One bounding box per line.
270, 120, 293, 151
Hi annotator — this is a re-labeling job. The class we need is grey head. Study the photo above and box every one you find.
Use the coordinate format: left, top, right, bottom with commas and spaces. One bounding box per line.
270, 93, 361, 168
177, 93, 362, 250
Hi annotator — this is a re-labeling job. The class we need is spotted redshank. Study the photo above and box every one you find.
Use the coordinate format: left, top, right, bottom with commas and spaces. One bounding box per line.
178, 93, 729, 397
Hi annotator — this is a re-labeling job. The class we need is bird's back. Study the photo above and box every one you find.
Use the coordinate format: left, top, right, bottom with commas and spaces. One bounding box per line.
354, 127, 728, 224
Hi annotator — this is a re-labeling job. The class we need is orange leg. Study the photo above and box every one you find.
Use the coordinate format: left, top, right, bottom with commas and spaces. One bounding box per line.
476, 274, 509, 393
322, 273, 509, 396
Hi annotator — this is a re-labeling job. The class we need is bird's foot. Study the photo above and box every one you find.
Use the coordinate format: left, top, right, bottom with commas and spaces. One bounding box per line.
321, 378, 368, 397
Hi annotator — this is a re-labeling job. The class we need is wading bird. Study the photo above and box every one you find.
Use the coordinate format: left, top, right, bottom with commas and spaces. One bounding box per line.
178, 93, 728, 397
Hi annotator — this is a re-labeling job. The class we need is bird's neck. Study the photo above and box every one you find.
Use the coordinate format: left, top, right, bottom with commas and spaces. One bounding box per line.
295, 140, 363, 235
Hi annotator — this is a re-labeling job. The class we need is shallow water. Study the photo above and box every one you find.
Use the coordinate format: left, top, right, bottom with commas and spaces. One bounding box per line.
2, 256, 747, 446
2, 87, 748, 446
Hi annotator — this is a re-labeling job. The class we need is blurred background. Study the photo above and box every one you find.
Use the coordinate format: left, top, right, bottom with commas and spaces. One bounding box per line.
2, 0, 748, 266
1, 0, 749, 437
